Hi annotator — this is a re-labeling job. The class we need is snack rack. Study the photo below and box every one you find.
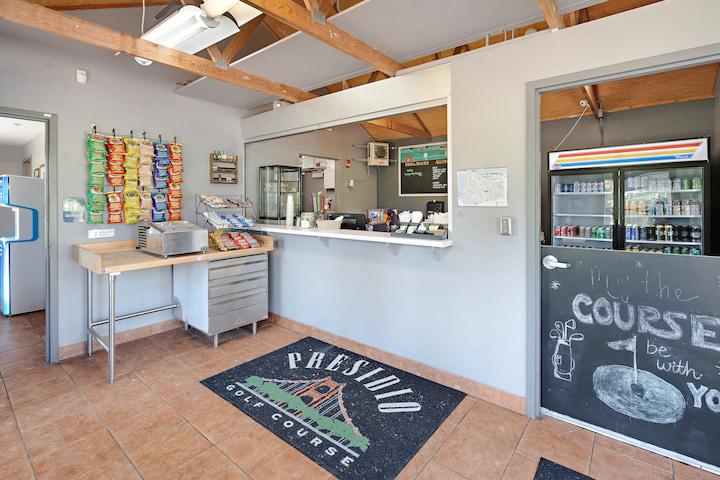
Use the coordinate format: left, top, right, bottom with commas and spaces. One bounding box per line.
195, 194, 258, 231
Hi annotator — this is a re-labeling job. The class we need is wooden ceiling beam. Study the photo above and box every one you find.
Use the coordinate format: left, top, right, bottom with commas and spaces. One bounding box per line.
29, 0, 167, 9
412, 113, 432, 138
221, 13, 266, 64
243, 0, 403, 76
0, 0, 316, 103
365, 119, 432, 140
536, 0, 565, 30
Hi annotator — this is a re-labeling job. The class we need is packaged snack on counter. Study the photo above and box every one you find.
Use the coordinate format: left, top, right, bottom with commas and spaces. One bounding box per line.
152, 192, 167, 211
108, 211, 123, 224
210, 231, 237, 251
168, 210, 182, 221
106, 191, 123, 211
152, 209, 166, 222
86, 133, 106, 152
107, 173, 124, 187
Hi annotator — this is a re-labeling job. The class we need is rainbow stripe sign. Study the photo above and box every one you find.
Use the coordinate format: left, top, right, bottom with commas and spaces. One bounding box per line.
549, 138, 709, 171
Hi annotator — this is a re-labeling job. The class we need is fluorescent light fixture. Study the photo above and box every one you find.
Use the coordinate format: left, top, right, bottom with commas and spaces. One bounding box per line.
135, 5, 239, 66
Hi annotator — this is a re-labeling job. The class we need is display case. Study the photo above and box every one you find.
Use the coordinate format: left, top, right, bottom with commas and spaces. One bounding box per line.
259, 166, 301, 222
551, 171, 615, 250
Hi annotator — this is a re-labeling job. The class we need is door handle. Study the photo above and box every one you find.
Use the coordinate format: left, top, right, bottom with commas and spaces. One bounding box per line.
542, 255, 571, 270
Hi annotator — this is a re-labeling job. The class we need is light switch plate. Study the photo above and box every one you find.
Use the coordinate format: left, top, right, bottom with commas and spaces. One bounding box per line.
76, 69, 88, 84
499, 217, 512, 236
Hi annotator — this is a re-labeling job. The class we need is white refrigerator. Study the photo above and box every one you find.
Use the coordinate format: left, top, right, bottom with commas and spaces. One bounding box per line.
0, 175, 45, 316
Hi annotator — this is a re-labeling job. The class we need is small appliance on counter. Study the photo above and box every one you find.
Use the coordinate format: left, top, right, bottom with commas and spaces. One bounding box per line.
137, 221, 208, 257
328, 212, 366, 230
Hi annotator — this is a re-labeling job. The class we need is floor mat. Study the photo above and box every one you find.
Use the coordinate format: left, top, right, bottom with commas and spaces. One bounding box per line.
534, 458, 593, 480
201, 336, 465, 479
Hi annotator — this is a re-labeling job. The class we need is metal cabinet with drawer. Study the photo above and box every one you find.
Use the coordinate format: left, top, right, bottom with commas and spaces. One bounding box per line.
172, 253, 269, 346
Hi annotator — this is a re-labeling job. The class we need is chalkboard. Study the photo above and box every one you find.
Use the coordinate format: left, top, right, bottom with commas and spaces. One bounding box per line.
398, 142, 448, 196
541, 246, 720, 470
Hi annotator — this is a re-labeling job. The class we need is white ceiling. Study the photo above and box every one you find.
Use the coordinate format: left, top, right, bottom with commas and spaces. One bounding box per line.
177, 0, 604, 110
0, 117, 45, 146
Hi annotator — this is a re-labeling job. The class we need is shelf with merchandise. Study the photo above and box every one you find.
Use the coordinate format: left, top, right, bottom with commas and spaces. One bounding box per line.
195, 194, 257, 231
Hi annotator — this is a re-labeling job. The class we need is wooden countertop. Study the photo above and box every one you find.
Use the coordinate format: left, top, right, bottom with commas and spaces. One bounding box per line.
72, 235, 274, 274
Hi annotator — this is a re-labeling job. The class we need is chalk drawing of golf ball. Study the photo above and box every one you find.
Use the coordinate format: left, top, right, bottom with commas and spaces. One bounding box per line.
593, 365, 685, 424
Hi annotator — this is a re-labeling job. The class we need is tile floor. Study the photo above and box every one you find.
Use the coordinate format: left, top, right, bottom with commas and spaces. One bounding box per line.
0, 311, 717, 480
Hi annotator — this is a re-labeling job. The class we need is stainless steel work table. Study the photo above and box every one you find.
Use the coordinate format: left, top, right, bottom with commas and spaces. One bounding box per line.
72, 236, 274, 383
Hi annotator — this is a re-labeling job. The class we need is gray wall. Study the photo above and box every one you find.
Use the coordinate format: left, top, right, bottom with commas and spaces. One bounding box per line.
0, 144, 25, 176
0, 21, 243, 347
245, 124, 377, 215
540, 99, 715, 240
23, 132, 46, 175
377, 135, 448, 213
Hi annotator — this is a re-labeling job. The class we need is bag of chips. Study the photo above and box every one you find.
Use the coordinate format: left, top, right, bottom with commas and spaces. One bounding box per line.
106, 192, 123, 211
107, 174, 124, 187
108, 211, 123, 224
107, 153, 125, 165
167, 183, 182, 198
123, 155, 139, 169
139, 140, 154, 157
87, 204, 105, 224
139, 192, 153, 210
86, 133, 106, 152
89, 172, 105, 188
124, 179, 139, 193
154, 165, 168, 178
87, 186, 106, 205
124, 208, 141, 224
124, 167, 138, 181
139, 175, 153, 190
124, 137, 140, 157
87, 150, 107, 162
139, 209, 151, 222
89, 162, 106, 175
106, 136, 126, 154
152, 192, 167, 211
154, 143, 168, 155
153, 175, 168, 190
168, 198, 182, 211
168, 210, 182, 221
124, 190, 140, 209
169, 163, 183, 174
152, 209, 166, 222
107, 164, 125, 176
154, 157, 171, 168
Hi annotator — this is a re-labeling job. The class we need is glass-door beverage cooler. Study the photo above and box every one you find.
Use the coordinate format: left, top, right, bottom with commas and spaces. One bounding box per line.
549, 138, 709, 255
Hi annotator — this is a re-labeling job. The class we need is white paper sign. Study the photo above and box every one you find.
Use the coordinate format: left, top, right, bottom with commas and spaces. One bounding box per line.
88, 228, 115, 239
457, 167, 508, 207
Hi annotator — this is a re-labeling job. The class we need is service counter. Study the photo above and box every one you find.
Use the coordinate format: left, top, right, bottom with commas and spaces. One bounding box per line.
252, 224, 453, 248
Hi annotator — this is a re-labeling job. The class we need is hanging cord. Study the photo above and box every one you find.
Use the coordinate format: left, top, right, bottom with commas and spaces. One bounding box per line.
141, 0, 147, 34
554, 104, 590, 151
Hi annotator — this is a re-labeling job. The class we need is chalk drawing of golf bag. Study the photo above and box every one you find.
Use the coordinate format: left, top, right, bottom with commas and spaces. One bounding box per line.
550, 319, 584, 382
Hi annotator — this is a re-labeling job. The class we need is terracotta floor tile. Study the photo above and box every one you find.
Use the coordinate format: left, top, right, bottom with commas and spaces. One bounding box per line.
31, 429, 124, 480
14, 395, 90, 431
0, 458, 33, 480
250, 447, 330, 480
7, 374, 80, 409
417, 460, 469, 480
590, 445, 672, 480
432, 427, 514, 480
674, 461, 720, 480
217, 333, 262, 355
446, 396, 476, 425
60, 355, 131, 386
115, 345, 174, 371
3, 362, 67, 391
128, 422, 212, 480
165, 382, 228, 419
396, 421, 456, 480
594, 434, 672, 472
135, 356, 194, 382
0, 353, 48, 378
158, 336, 209, 356
178, 344, 230, 366
147, 328, 198, 345
253, 326, 305, 348
501, 454, 538, 480
141, 370, 202, 400
0, 343, 45, 367
107, 400, 184, 451
458, 399, 528, 450
21, 406, 104, 458
189, 355, 244, 379
217, 421, 286, 471
239, 341, 278, 360
187, 398, 255, 442
166, 447, 250, 480
515, 417, 594, 474
74, 457, 141, 480
80, 373, 154, 406
0, 402, 18, 434
0, 429, 28, 473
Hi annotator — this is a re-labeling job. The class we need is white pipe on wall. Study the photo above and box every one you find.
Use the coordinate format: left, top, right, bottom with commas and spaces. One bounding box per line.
201, 0, 262, 26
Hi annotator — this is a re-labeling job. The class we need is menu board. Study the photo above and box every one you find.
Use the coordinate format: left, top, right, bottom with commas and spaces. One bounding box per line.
398, 142, 448, 196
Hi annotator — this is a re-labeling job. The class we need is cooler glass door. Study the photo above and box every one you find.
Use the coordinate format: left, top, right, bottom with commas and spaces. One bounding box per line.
623, 167, 704, 255
551, 172, 614, 250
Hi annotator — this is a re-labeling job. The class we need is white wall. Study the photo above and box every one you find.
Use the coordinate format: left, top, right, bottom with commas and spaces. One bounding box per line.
23, 132, 46, 176
0, 145, 24, 176
0, 21, 244, 347
241, 0, 720, 399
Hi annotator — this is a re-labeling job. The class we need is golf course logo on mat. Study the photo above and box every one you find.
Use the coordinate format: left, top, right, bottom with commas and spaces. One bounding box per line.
202, 337, 465, 479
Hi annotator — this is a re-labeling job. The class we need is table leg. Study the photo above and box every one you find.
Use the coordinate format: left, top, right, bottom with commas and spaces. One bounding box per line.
108, 273, 119, 383
252, 321, 257, 335
87, 269, 93, 357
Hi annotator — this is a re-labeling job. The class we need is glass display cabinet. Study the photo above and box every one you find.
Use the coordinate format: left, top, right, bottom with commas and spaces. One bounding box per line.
259, 165, 301, 223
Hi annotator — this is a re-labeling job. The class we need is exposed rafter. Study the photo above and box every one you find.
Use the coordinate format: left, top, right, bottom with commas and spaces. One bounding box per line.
243, 0, 403, 76
536, 0, 565, 30
0, 0, 316, 103
365, 119, 432, 141
29, 0, 167, 9
412, 113, 432, 139
221, 13, 266, 64
581, 84, 602, 118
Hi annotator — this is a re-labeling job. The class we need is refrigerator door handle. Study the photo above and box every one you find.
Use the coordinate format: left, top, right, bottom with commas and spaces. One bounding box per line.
0, 205, 19, 241
543, 255, 572, 270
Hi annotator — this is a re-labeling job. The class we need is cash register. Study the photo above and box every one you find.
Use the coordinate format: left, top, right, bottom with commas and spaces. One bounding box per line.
327, 212, 366, 230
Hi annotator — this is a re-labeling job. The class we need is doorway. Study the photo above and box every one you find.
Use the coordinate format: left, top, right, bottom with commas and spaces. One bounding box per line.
0, 107, 57, 363
529, 55, 720, 474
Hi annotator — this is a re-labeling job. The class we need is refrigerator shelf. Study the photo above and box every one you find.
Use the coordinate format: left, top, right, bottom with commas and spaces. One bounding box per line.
625, 215, 701, 219
627, 239, 702, 246
554, 192, 612, 196
624, 189, 701, 195
554, 213, 613, 218
554, 236, 612, 242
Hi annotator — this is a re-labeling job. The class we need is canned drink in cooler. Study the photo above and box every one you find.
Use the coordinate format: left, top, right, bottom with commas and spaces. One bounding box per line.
639, 226, 647, 240
672, 178, 682, 191
682, 177, 691, 190
692, 177, 702, 190
554, 225, 562, 237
